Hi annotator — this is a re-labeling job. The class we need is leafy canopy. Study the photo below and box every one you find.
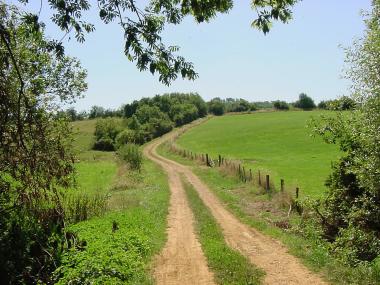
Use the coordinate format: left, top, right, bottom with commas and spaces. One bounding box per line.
311, 0, 380, 264
0, 3, 87, 283
15, 0, 298, 85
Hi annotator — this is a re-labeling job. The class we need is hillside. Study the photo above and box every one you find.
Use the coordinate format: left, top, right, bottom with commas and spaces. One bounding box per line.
176, 111, 340, 198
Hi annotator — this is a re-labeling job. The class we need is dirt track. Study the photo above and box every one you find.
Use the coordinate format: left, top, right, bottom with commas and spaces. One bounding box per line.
144, 141, 215, 285
145, 132, 327, 285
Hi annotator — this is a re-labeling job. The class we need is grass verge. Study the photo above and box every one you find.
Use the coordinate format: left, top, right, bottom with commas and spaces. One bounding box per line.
159, 143, 380, 285
55, 156, 170, 284
182, 176, 264, 285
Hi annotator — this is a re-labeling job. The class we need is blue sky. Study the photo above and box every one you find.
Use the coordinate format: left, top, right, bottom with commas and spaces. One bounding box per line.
11, 0, 371, 110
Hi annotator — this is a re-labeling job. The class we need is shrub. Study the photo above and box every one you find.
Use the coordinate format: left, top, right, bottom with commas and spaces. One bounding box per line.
93, 138, 115, 151
208, 98, 225, 116
93, 118, 123, 150
294, 93, 316, 110
115, 129, 134, 149
117, 144, 143, 171
273, 100, 289, 110
318, 101, 328, 109
94, 118, 122, 141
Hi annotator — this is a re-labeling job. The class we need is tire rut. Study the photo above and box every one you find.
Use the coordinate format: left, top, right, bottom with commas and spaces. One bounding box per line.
145, 133, 328, 285
144, 141, 215, 285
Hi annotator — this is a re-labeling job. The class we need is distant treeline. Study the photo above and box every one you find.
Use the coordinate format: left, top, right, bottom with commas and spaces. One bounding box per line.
64, 93, 356, 122
92, 93, 207, 151
89, 92, 357, 152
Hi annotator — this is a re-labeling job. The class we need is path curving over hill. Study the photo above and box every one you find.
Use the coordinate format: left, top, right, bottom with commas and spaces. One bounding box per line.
145, 130, 328, 285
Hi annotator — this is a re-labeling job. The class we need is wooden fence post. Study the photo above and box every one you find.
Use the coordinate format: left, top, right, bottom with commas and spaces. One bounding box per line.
249, 169, 253, 181
243, 167, 246, 182
218, 154, 221, 167
206, 154, 209, 166
258, 170, 261, 186
296, 187, 299, 199
266, 175, 270, 191
280, 179, 284, 192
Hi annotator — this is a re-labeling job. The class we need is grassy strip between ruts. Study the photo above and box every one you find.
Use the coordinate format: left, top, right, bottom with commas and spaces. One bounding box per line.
54, 157, 170, 285
181, 176, 265, 285
158, 143, 380, 285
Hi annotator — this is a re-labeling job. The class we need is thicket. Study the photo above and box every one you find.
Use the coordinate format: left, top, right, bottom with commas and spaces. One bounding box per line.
273, 100, 290, 110
318, 96, 357, 111
117, 144, 143, 171
311, 1, 380, 265
93, 118, 123, 151
0, 4, 87, 284
207, 97, 257, 115
93, 93, 207, 151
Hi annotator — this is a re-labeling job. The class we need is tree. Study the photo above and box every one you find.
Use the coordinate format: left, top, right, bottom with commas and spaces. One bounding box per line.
273, 100, 289, 110
208, 98, 226, 116
13, 0, 297, 85
312, 1, 380, 264
0, 3, 87, 283
66, 107, 78, 121
89, 105, 105, 118
294, 93, 316, 110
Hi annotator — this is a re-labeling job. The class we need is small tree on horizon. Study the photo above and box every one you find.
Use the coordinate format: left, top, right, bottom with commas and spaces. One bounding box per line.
294, 93, 316, 110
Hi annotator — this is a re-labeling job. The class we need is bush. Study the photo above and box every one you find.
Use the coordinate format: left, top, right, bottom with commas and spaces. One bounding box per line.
318, 101, 328, 109
93, 118, 123, 150
117, 144, 142, 171
294, 93, 316, 110
94, 118, 122, 141
208, 98, 225, 116
93, 138, 115, 151
273, 100, 289, 110
115, 129, 134, 149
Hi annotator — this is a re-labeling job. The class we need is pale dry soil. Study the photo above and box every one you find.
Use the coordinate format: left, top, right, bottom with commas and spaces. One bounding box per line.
144, 131, 328, 285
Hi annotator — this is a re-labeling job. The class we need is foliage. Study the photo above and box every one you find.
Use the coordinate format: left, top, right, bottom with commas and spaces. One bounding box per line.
93, 118, 123, 151
93, 138, 115, 151
273, 100, 290, 110
207, 97, 258, 115
89, 105, 123, 119
64, 193, 109, 224
0, 3, 87, 283
115, 129, 134, 148
312, 1, 380, 264
208, 97, 226, 115
54, 159, 170, 284
318, 96, 357, 111
14, 1, 298, 85
253, 101, 274, 109
116, 93, 207, 145
117, 144, 143, 171
89, 105, 105, 119
294, 93, 316, 110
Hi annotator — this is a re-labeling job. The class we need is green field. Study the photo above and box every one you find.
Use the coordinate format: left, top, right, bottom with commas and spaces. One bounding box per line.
176, 111, 340, 198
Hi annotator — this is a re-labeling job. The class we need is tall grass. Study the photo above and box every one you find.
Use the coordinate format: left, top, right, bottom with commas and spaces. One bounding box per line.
64, 193, 109, 224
